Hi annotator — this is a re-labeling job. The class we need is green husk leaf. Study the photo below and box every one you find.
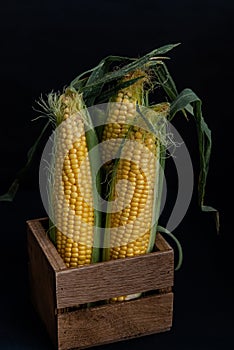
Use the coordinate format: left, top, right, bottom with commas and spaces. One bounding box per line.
0, 179, 19, 202
73, 56, 135, 106
82, 107, 102, 263
170, 88, 197, 118
201, 205, 220, 233
71, 68, 101, 88
170, 88, 219, 231
102, 138, 128, 261
0, 120, 50, 202
154, 61, 192, 118
147, 141, 165, 253
95, 75, 145, 104
81, 44, 179, 105
71, 55, 135, 89
154, 61, 178, 101
70, 77, 88, 91
86, 55, 135, 85
141, 104, 170, 253
157, 225, 183, 270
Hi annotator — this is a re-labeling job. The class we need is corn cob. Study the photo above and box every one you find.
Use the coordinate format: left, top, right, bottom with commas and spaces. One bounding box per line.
101, 69, 147, 164
104, 127, 158, 302
49, 88, 99, 267
107, 128, 158, 257
103, 87, 169, 300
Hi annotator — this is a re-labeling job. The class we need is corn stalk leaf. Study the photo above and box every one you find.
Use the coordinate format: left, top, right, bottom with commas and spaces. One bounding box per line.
0, 120, 50, 202
170, 88, 219, 231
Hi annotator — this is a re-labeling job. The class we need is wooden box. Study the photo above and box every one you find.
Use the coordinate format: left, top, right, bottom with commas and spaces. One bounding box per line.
27, 218, 174, 350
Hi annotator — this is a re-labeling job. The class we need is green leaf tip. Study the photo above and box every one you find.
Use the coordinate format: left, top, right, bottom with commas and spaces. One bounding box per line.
169, 88, 219, 231
157, 226, 183, 270
0, 179, 19, 202
0, 120, 50, 203
202, 205, 220, 234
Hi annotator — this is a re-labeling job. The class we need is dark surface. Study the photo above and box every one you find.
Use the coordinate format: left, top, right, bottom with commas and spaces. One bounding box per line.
0, 0, 233, 349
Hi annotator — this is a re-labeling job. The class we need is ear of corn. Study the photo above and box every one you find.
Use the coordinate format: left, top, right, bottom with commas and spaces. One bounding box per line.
48, 88, 101, 267
101, 69, 148, 165
102, 72, 170, 301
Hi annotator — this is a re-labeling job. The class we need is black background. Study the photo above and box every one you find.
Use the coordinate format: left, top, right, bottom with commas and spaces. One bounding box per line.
0, 1, 234, 349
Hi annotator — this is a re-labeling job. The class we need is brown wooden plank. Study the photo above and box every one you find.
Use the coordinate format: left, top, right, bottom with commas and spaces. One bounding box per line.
155, 233, 173, 251
27, 217, 48, 223
56, 247, 174, 307
27, 219, 66, 271
27, 225, 58, 347
57, 292, 173, 350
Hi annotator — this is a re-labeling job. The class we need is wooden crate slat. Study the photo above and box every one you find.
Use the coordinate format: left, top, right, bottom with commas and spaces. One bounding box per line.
27, 226, 57, 347
155, 232, 173, 251
27, 219, 66, 271
56, 247, 174, 307
57, 293, 173, 350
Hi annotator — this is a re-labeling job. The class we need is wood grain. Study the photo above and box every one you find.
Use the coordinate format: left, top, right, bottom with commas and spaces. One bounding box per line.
27, 223, 57, 347
56, 246, 174, 307
27, 218, 66, 271
155, 232, 173, 251
57, 293, 173, 350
